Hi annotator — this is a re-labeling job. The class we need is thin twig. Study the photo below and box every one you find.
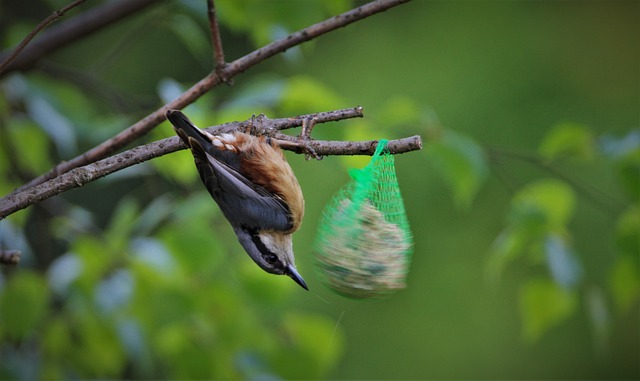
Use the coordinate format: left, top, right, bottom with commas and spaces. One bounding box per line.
0, 0, 87, 76
7, 0, 410, 197
207, 0, 227, 79
0, 0, 157, 77
487, 147, 625, 216
0, 107, 422, 219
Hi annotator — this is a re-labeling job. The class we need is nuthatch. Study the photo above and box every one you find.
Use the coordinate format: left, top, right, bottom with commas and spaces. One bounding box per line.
166, 110, 308, 290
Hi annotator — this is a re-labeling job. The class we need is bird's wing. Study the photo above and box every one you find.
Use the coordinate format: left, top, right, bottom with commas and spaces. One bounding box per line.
189, 138, 293, 232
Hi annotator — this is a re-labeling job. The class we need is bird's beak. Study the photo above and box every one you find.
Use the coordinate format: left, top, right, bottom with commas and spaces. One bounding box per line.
287, 265, 308, 291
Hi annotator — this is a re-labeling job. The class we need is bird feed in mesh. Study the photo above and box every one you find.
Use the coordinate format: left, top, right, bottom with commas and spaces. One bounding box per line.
313, 139, 413, 299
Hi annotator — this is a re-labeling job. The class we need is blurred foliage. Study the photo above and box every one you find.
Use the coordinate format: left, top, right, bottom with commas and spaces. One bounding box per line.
0, 0, 638, 380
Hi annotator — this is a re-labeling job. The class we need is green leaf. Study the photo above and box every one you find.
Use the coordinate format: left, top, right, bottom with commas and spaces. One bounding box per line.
70, 312, 126, 377
0, 272, 49, 340
486, 228, 530, 285
609, 255, 640, 314
104, 197, 140, 251
375, 95, 422, 132
7, 118, 53, 175
519, 278, 577, 343
42, 317, 71, 357
512, 179, 576, 230
280, 75, 345, 115
425, 128, 488, 208
615, 205, 640, 258
539, 122, 595, 161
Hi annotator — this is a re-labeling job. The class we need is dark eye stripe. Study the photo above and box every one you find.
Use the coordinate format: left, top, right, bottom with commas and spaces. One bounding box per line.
248, 229, 280, 264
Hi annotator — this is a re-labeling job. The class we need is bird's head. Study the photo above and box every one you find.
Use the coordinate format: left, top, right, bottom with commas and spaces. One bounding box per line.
234, 228, 308, 290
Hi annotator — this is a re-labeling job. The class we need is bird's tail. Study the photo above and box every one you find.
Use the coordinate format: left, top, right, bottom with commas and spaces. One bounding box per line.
165, 109, 209, 148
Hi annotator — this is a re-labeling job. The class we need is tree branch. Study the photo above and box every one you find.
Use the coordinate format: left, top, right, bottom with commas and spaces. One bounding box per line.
0, 0, 88, 76
0, 107, 422, 219
207, 0, 227, 78
0, 0, 158, 77
8, 0, 410, 197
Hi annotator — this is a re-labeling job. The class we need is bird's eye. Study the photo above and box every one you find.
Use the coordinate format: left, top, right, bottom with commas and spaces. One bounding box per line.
264, 254, 278, 264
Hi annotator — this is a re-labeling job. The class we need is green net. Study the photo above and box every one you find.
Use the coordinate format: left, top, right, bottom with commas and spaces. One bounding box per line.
313, 140, 413, 299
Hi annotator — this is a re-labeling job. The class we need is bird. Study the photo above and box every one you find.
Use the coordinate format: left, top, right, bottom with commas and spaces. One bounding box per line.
165, 109, 308, 290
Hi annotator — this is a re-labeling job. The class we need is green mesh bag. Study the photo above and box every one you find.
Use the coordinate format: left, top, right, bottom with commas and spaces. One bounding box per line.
313, 139, 413, 299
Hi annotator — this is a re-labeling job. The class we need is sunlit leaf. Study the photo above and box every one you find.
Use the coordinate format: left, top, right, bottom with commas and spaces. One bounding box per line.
104, 197, 140, 251
425, 128, 488, 208
539, 122, 594, 161
0, 272, 49, 340
152, 146, 199, 185
519, 278, 577, 343
376, 95, 424, 133
280, 75, 345, 116
71, 311, 126, 377
7, 118, 52, 175
73, 236, 114, 292
512, 179, 576, 229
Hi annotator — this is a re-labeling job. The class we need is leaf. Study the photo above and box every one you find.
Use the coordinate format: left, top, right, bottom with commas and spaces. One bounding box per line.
104, 197, 140, 251
425, 128, 488, 208
280, 75, 345, 115
71, 311, 126, 377
7, 118, 53, 175
609, 255, 640, 314
544, 234, 582, 289
0, 272, 49, 340
512, 179, 576, 230
486, 228, 529, 285
539, 122, 594, 161
615, 205, 640, 258
600, 130, 640, 202
519, 278, 577, 343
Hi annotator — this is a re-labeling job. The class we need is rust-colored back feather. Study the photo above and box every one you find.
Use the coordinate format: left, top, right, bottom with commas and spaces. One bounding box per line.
235, 134, 305, 232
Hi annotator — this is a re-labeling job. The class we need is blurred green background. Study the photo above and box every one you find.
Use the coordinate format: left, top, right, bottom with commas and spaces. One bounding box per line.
0, 0, 638, 379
